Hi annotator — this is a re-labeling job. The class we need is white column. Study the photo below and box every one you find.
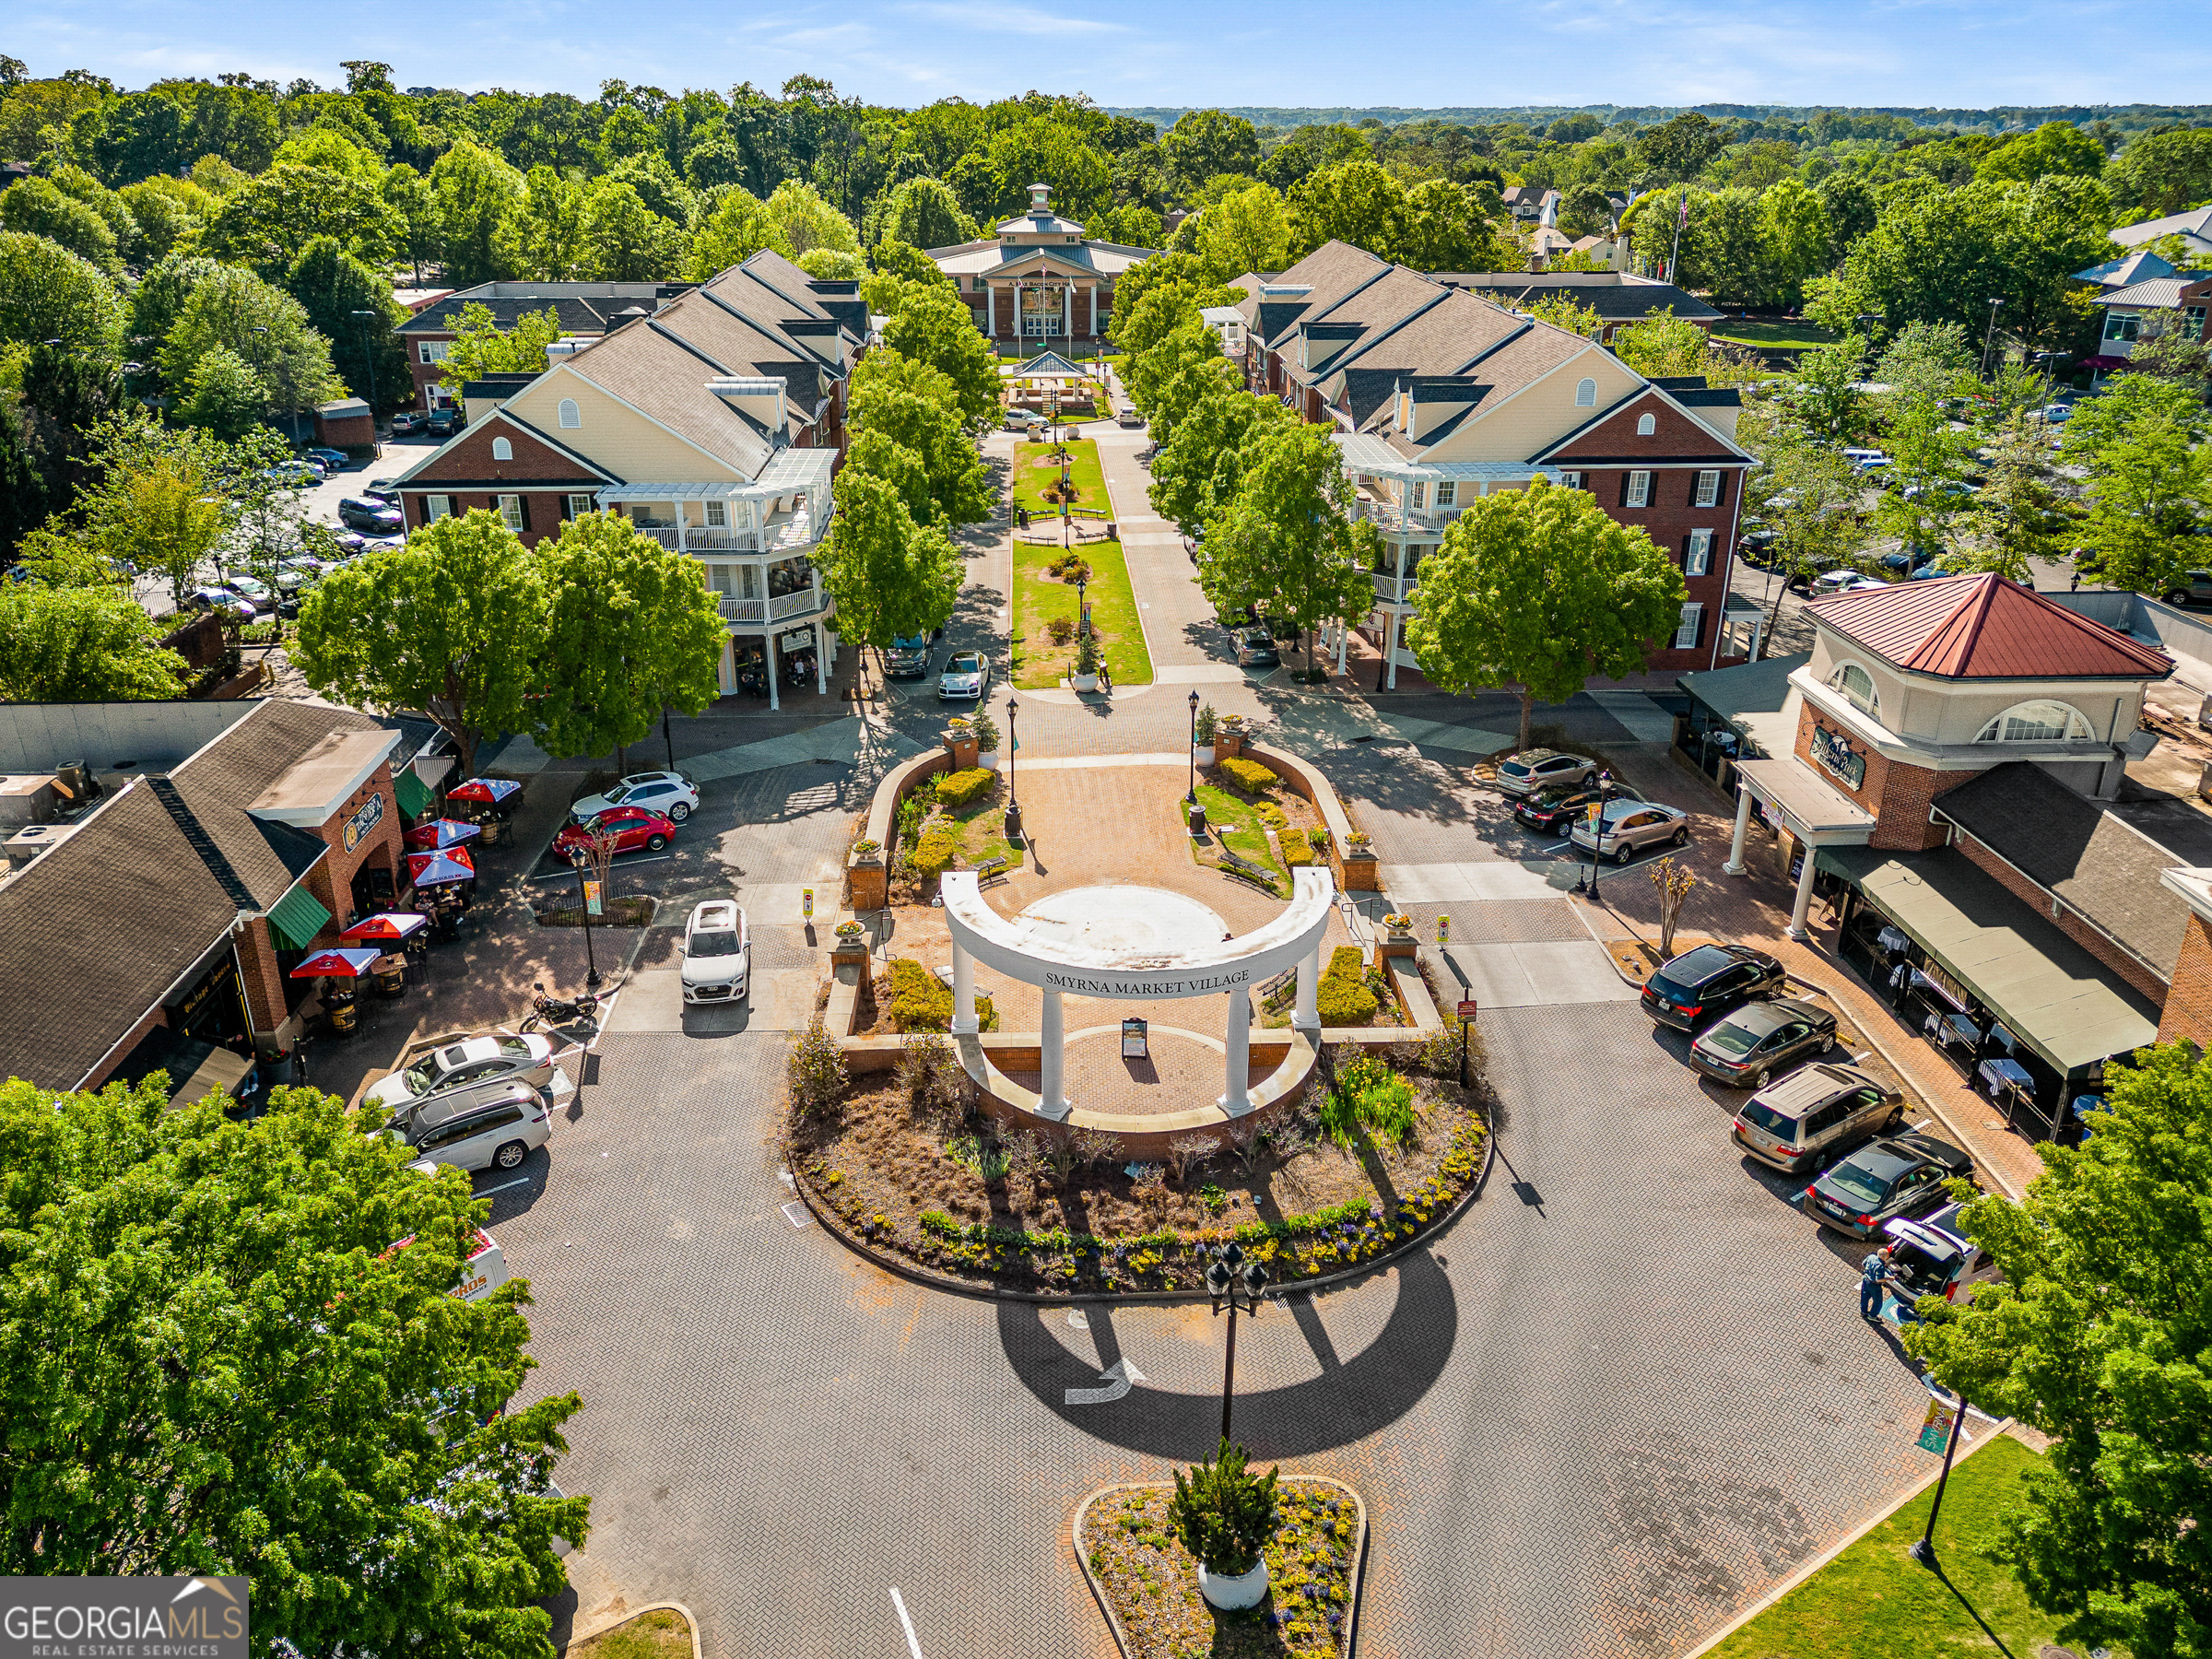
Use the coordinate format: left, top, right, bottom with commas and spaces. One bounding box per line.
1293, 947, 1321, 1030
1335, 618, 1347, 677
1221, 985, 1253, 1112
1788, 841, 1820, 941
1061, 282, 1070, 343
1383, 608, 1401, 690
1724, 786, 1754, 876
1039, 987, 1067, 1118
766, 630, 780, 712
1086, 281, 1096, 342
950, 941, 978, 1034
813, 618, 827, 694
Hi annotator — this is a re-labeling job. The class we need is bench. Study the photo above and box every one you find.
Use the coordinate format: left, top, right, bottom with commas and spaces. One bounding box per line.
975, 856, 1010, 888
1217, 848, 1280, 894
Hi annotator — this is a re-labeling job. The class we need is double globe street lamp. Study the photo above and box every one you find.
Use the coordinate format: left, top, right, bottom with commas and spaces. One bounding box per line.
1206, 1241, 1271, 1442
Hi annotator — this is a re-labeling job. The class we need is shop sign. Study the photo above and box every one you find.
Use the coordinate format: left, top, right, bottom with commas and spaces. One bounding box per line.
342, 791, 385, 853
1811, 724, 1866, 791
173, 959, 238, 1023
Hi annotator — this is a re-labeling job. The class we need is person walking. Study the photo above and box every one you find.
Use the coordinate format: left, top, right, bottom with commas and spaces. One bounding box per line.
1097, 658, 1112, 697
1860, 1244, 1895, 1321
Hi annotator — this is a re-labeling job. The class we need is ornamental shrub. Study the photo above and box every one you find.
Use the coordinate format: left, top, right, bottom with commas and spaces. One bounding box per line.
1169, 1440, 1281, 1576
911, 829, 959, 877
1218, 756, 1278, 795
1046, 615, 1075, 644
1316, 946, 1376, 1027
785, 1020, 848, 1120
887, 957, 994, 1032
1282, 836, 1313, 867
935, 768, 994, 807
1255, 801, 1288, 829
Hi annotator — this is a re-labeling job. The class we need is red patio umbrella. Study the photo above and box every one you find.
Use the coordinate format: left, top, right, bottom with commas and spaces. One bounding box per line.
404, 818, 483, 851
338, 912, 430, 945
288, 947, 384, 979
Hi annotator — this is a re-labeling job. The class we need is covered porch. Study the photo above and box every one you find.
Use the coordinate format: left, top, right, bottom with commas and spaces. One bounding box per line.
1725, 757, 1876, 939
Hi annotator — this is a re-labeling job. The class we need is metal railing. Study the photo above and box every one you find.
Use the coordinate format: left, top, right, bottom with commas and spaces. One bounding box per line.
1352, 499, 1462, 536
717, 588, 826, 626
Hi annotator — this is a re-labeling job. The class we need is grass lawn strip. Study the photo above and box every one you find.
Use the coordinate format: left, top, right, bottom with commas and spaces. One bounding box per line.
1180, 784, 1288, 896
1011, 438, 1111, 516
1702, 1433, 2075, 1659
947, 794, 1014, 868
1711, 318, 1837, 348
567, 1607, 693, 1659
1012, 533, 1152, 688
1079, 1480, 1359, 1659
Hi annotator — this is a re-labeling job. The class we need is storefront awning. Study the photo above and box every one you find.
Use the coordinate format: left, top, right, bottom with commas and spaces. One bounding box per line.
1818, 844, 2160, 1075
110, 1025, 254, 1108
1735, 757, 1876, 841
394, 768, 435, 818
265, 884, 333, 950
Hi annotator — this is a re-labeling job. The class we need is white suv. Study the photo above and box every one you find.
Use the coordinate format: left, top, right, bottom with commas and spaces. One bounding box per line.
570, 771, 700, 824
682, 899, 750, 1005
385, 1081, 551, 1173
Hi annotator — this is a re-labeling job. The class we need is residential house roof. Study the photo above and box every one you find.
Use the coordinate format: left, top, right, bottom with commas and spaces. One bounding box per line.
2074, 248, 2178, 288
1430, 272, 1724, 324
2112, 205, 2212, 250
1806, 572, 2174, 680
2091, 275, 2208, 310
397, 280, 695, 336
1932, 760, 2212, 981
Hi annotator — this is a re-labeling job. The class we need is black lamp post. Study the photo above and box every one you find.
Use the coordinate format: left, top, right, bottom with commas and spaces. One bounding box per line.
1979, 297, 2006, 380
1206, 1241, 1271, 1443
1186, 689, 1201, 804
1911, 1388, 1971, 1567
350, 307, 380, 425
1076, 571, 1089, 638
568, 845, 603, 988
1003, 696, 1023, 844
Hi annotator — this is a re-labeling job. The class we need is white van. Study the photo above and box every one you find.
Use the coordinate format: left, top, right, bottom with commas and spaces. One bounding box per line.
384, 1227, 511, 1301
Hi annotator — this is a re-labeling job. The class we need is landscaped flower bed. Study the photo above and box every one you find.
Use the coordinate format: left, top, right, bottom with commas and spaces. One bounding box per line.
1079, 1479, 1362, 1658
788, 1034, 1488, 1296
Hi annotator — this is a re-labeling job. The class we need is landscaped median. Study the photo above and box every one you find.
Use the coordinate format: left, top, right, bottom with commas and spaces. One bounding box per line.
1008, 437, 1151, 688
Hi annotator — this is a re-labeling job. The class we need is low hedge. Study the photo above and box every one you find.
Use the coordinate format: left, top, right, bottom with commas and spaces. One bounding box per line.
887, 957, 995, 1032
912, 829, 959, 877
1317, 944, 1377, 1026
935, 768, 994, 807
1218, 757, 1278, 795
1283, 837, 1313, 867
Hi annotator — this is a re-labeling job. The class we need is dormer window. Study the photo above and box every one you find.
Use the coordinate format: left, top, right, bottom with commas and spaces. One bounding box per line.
1828, 662, 1879, 717
1976, 700, 2094, 743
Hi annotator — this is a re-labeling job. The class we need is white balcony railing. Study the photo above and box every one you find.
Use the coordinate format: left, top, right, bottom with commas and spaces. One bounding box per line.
635, 524, 680, 549
717, 588, 828, 627
1354, 500, 1463, 537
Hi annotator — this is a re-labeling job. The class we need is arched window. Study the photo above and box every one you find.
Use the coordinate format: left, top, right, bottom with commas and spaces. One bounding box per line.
490, 436, 513, 461
1827, 662, 1879, 717
1976, 700, 2094, 743
1575, 376, 1596, 407
1636, 412, 1656, 435
559, 398, 582, 429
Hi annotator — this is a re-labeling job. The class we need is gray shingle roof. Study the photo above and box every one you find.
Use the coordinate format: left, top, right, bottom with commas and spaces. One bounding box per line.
398, 280, 695, 336
1431, 272, 1724, 324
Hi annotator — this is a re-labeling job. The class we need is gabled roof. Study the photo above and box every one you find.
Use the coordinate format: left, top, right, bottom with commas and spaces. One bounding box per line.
2113, 205, 2212, 249
1808, 572, 2174, 680
2093, 275, 2208, 310
1432, 272, 1723, 324
2074, 247, 2178, 288
398, 280, 694, 335
390, 404, 623, 490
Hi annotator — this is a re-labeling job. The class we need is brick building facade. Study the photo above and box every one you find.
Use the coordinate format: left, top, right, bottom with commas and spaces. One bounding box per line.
395, 408, 615, 546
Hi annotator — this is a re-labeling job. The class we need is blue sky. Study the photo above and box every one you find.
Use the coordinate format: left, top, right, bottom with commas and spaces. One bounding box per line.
12, 0, 2212, 111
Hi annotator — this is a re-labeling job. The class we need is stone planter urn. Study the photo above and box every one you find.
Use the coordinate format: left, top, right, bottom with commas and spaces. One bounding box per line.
978, 749, 1001, 771
1193, 744, 1217, 769
850, 840, 883, 866
1383, 912, 1414, 941
943, 728, 979, 771
1071, 671, 1099, 692
1196, 1559, 1270, 1611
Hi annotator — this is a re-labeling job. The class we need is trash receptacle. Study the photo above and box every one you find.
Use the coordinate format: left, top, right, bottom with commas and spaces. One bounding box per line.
1188, 802, 1208, 839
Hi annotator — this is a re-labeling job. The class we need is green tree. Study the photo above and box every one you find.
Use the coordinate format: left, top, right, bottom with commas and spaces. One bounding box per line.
18, 340, 124, 506
1874, 320, 1976, 406
429, 139, 526, 285
287, 236, 409, 416
1149, 387, 1295, 536
2077, 418, 2211, 596
2104, 126, 2212, 217
1785, 333, 1872, 443
1759, 177, 1833, 306
879, 282, 998, 429
0, 176, 120, 271
1288, 159, 1406, 260
115, 178, 199, 265
199, 163, 401, 274
1196, 182, 1290, 279
1948, 415, 2072, 582
501, 165, 586, 280
578, 181, 688, 280
1406, 477, 1688, 747
159, 262, 341, 422
1874, 394, 1981, 563
436, 302, 565, 399
843, 429, 932, 523
1906, 1041, 2212, 1659
126, 252, 222, 365
382, 161, 441, 285
871, 175, 975, 250
2062, 373, 2209, 465
687, 185, 776, 276
0, 229, 124, 358
532, 512, 726, 768
1518, 291, 1606, 338
69, 416, 248, 609
847, 349, 991, 524
760, 178, 858, 258
293, 511, 546, 778
1398, 177, 1513, 271
815, 468, 962, 661
1746, 421, 1870, 646
1688, 187, 1770, 309
1161, 110, 1262, 195
1196, 421, 1376, 674
175, 345, 269, 440
0, 583, 185, 699
0, 394, 50, 558
1976, 121, 2108, 184
0, 1076, 587, 1654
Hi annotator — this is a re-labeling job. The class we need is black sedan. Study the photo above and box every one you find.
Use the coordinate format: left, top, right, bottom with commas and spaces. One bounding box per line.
338, 497, 405, 534
1689, 997, 1839, 1087
1802, 1132, 1977, 1240
1511, 779, 1637, 836
1640, 942, 1787, 1031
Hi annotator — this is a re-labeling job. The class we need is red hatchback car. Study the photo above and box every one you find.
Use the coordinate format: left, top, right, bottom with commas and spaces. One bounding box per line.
554, 806, 676, 857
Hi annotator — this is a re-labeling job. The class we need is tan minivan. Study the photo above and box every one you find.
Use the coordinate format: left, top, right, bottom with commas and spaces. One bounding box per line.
1731, 1062, 1904, 1175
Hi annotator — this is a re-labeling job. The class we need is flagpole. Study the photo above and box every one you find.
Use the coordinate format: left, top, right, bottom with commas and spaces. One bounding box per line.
1667, 190, 1688, 286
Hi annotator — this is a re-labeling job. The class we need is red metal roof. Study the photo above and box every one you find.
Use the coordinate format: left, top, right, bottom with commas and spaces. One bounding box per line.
1804, 573, 2172, 679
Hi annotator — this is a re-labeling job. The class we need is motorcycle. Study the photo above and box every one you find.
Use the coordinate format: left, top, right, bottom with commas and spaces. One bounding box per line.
523, 981, 601, 1032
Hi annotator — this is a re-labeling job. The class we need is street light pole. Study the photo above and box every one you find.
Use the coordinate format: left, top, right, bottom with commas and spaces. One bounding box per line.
1186, 689, 1201, 804
569, 846, 602, 988
1911, 1388, 1971, 1567
1206, 1241, 1271, 1443
1979, 298, 2006, 380
350, 308, 380, 427
1003, 697, 1023, 845
1076, 572, 1088, 638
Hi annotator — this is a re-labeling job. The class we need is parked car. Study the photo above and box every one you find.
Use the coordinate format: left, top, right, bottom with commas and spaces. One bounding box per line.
303, 446, 350, 472
553, 806, 677, 857
1569, 798, 1689, 864
364, 478, 401, 503
1807, 569, 1884, 596
937, 650, 990, 700
389, 411, 427, 436
265, 461, 323, 488
1641, 942, 1787, 1032
280, 555, 335, 582
1842, 448, 1890, 473
1874, 1204, 2000, 1316
365, 1031, 556, 1128
223, 573, 289, 616
1688, 997, 1840, 1087
338, 497, 405, 534
2040, 403, 2072, 424
568, 770, 699, 825
1802, 1130, 1976, 1238
1236, 626, 1280, 668
885, 634, 935, 678
427, 408, 465, 437
383, 1080, 551, 1173
1512, 778, 1639, 835
680, 899, 750, 1005
1730, 1061, 1904, 1173
188, 583, 257, 621
1004, 410, 1045, 434
2159, 571, 2212, 607
1882, 543, 1940, 574
1494, 747, 1598, 800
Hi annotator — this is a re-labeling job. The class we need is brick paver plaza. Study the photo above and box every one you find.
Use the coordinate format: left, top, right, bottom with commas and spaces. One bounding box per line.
464, 385, 2018, 1657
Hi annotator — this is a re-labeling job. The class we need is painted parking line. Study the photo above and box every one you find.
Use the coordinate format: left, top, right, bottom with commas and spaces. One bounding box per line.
476, 1175, 532, 1196
888, 1588, 926, 1659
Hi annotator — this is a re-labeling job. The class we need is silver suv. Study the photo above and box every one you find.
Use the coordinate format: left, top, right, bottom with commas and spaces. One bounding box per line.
1495, 748, 1596, 799
1569, 799, 1689, 864
1730, 1062, 1904, 1175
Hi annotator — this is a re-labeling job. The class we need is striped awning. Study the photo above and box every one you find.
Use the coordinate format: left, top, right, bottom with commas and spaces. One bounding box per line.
265, 884, 333, 951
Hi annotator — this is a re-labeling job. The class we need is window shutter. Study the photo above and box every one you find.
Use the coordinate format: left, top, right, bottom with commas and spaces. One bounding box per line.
1681, 534, 1693, 566
516, 496, 530, 531
1618, 472, 1630, 508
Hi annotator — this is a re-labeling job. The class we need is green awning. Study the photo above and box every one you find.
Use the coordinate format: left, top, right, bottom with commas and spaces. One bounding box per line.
265, 885, 333, 951
394, 769, 433, 818
1817, 844, 2159, 1076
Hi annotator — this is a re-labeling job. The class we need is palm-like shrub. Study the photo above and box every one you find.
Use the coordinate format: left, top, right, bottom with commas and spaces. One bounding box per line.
1169, 1440, 1280, 1576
